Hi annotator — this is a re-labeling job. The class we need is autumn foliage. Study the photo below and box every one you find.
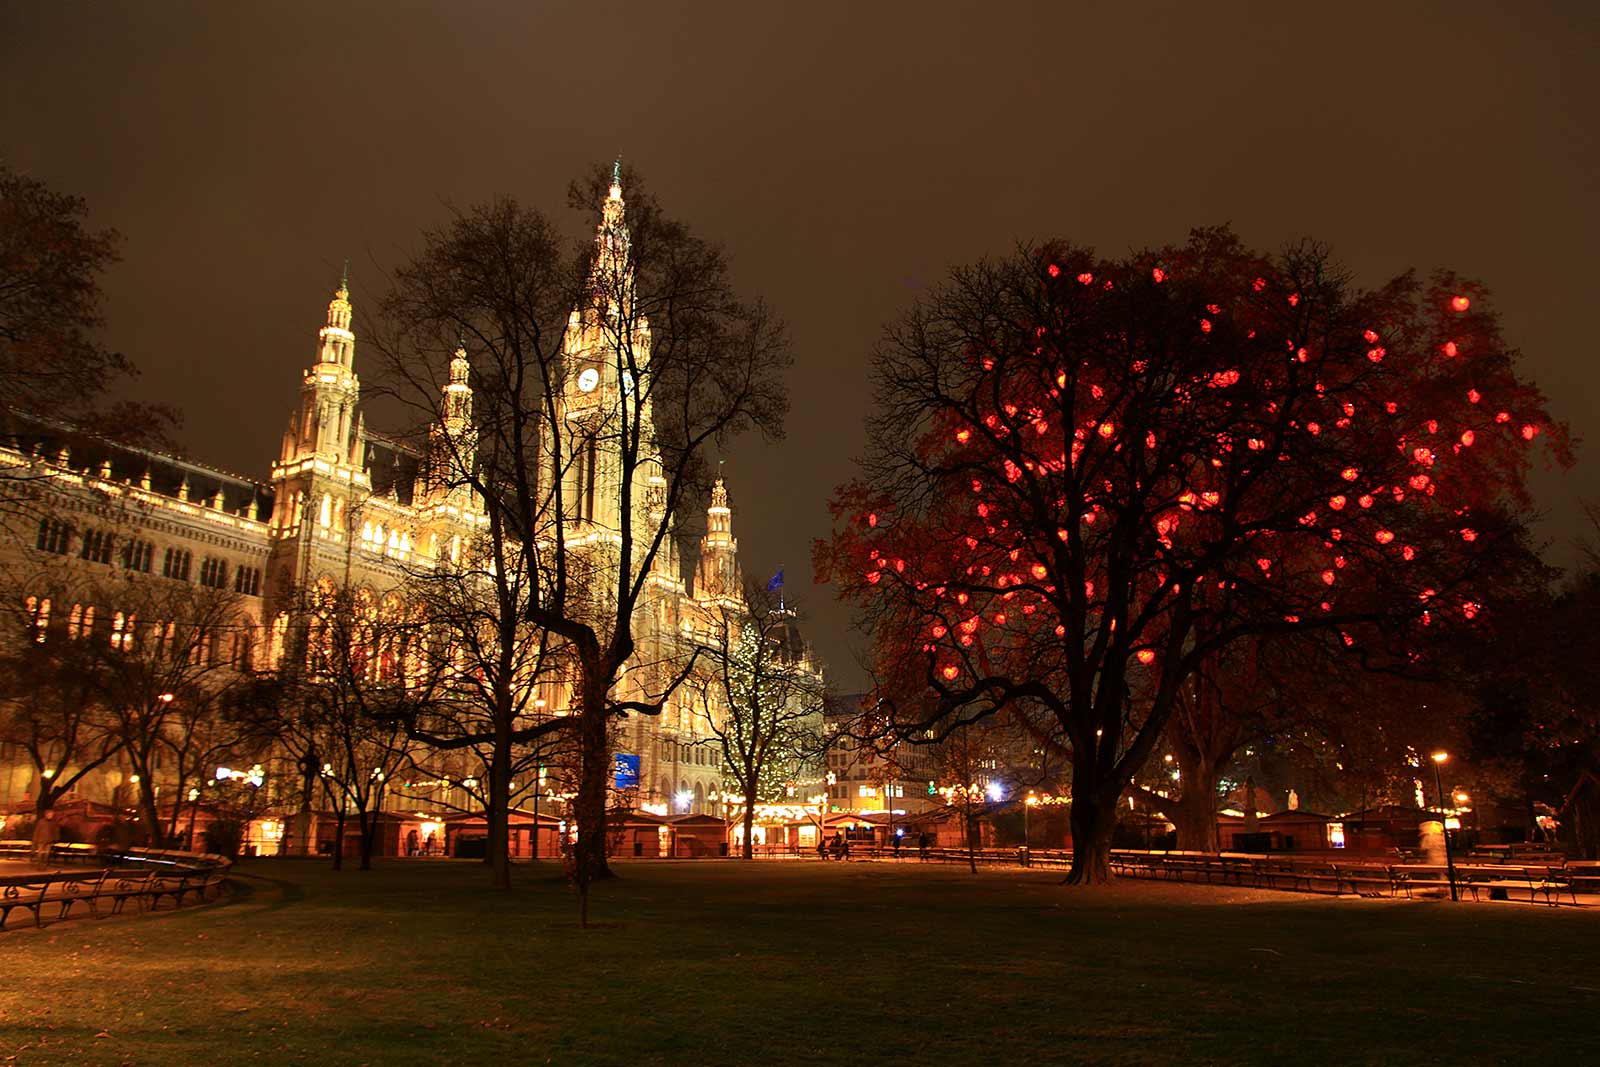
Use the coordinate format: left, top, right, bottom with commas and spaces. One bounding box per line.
819, 228, 1567, 882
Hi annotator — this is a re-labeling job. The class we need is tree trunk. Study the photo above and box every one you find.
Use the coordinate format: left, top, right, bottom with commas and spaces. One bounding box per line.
1065, 793, 1116, 885
136, 776, 164, 849
487, 720, 512, 890
164, 767, 190, 846
965, 793, 977, 874
32, 782, 61, 820
356, 806, 374, 871
331, 809, 346, 871
1170, 766, 1223, 853
742, 793, 756, 859
573, 693, 614, 883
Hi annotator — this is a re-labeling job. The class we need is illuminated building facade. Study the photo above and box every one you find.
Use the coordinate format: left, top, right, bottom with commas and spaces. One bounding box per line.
0, 177, 820, 848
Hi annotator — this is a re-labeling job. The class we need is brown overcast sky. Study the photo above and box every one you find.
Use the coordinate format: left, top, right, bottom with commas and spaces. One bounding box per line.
2, 1, 1595, 688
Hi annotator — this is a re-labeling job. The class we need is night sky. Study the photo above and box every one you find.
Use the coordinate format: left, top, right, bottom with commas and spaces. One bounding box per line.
3, 2, 1595, 688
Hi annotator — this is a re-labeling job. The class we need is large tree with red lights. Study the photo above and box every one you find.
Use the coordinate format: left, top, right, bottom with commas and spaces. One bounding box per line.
819, 228, 1567, 883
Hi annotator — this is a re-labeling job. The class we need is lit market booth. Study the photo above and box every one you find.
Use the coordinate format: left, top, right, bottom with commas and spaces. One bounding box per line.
443, 808, 564, 860
725, 801, 828, 855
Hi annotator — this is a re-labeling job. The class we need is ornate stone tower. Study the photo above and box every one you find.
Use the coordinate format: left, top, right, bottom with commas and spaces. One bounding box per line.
266, 272, 374, 606
694, 476, 742, 603
556, 166, 665, 581
421, 342, 477, 506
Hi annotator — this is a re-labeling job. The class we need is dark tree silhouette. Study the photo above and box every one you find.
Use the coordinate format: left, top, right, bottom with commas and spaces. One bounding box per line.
371, 164, 789, 918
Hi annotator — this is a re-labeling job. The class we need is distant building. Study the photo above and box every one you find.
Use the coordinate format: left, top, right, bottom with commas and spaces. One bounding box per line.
823, 692, 943, 818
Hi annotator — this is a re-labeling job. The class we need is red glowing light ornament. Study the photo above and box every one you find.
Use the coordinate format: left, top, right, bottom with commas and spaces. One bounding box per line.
1450, 296, 1471, 312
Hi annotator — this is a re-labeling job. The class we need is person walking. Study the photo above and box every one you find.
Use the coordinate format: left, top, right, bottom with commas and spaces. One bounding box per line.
31, 809, 60, 867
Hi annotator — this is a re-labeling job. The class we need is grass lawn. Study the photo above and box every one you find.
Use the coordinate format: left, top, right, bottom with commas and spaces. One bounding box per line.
2, 858, 1598, 1065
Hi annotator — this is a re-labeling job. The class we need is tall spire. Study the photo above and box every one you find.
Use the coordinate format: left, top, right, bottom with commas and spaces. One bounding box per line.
323, 268, 353, 347
443, 339, 473, 430
695, 474, 740, 601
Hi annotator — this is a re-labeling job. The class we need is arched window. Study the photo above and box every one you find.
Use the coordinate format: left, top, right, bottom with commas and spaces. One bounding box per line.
319, 493, 333, 528
234, 616, 257, 670
270, 611, 290, 669
24, 596, 51, 643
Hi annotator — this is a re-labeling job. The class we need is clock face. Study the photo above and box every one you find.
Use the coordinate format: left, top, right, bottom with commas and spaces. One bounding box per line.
577, 367, 600, 393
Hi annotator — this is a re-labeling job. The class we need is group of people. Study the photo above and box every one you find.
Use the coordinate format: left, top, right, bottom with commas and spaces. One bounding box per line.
814, 828, 937, 861
817, 831, 852, 861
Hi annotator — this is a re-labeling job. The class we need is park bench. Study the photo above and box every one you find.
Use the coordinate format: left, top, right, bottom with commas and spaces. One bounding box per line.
1523, 865, 1575, 906
1, 879, 51, 928
1288, 862, 1345, 894
1564, 862, 1600, 897
152, 870, 222, 909
1389, 864, 1462, 899
108, 869, 157, 914
1336, 864, 1394, 897
47, 868, 111, 920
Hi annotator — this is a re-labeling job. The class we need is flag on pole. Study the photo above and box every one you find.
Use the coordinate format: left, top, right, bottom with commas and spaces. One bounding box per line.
766, 567, 785, 592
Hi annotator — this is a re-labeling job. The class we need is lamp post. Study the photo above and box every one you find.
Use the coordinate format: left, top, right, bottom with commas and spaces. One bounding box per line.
532, 765, 544, 861
1431, 751, 1458, 902
1024, 793, 1038, 867
886, 776, 895, 858
186, 787, 201, 852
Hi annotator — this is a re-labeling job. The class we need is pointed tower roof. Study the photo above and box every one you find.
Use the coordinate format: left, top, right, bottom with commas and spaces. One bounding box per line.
695, 473, 740, 601
324, 265, 353, 338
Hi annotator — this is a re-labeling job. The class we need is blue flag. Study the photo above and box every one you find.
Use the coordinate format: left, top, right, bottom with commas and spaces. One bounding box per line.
766, 567, 784, 592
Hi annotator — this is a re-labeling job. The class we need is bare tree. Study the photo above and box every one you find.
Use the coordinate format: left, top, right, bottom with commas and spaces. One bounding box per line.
87, 576, 247, 846
0, 565, 122, 819
371, 164, 789, 917
391, 511, 574, 887
0, 163, 177, 507
236, 580, 428, 869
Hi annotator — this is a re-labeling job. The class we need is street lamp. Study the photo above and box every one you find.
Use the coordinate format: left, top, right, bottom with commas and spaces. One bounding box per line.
1431, 751, 1458, 902
1025, 793, 1039, 865
532, 765, 546, 861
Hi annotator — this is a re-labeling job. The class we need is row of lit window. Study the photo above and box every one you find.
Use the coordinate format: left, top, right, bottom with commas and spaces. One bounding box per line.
21, 596, 255, 667
33, 519, 261, 595
665, 739, 721, 769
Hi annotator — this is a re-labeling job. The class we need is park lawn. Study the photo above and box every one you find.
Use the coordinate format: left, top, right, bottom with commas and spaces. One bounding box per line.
1, 859, 1597, 1065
